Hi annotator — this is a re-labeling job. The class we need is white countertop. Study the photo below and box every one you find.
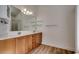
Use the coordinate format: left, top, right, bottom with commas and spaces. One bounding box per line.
0, 31, 41, 40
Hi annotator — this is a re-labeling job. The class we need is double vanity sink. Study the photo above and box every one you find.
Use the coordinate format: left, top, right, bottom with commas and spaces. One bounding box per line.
0, 31, 42, 54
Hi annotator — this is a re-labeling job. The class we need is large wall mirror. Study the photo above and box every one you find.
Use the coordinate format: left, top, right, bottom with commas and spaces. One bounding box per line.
10, 5, 38, 31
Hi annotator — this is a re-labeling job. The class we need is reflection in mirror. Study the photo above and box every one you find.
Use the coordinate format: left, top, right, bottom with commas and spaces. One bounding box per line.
11, 6, 21, 31
11, 5, 37, 31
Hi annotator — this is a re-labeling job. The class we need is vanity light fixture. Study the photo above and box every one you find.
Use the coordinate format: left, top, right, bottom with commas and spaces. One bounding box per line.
21, 8, 33, 15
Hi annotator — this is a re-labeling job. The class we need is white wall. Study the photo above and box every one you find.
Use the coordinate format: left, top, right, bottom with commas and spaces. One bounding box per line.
0, 6, 11, 38
76, 6, 79, 53
0, 22, 8, 38
37, 5, 75, 51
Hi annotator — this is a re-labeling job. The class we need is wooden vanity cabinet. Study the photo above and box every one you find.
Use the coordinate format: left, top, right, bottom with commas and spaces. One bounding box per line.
0, 32, 42, 54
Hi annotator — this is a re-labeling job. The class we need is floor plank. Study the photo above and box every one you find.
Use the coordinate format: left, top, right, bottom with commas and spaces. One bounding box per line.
28, 44, 75, 54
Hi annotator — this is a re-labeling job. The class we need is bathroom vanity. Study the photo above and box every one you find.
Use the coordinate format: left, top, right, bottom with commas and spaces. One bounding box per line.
0, 32, 42, 54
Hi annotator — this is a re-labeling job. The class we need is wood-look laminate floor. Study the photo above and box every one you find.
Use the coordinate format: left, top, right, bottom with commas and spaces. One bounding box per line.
28, 44, 75, 54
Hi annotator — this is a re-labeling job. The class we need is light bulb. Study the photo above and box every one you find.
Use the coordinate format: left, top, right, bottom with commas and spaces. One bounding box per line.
29, 12, 33, 15
26, 11, 30, 14
24, 8, 27, 11
23, 12, 26, 14
21, 10, 24, 12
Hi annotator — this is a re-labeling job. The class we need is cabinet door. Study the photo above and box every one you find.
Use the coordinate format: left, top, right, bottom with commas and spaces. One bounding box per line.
5, 39, 16, 54
32, 34, 36, 49
27, 35, 32, 52
0, 40, 6, 54
16, 37, 25, 54
36, 33, 42, 47
25, 35, 32, 53
25, 36, 29, 53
